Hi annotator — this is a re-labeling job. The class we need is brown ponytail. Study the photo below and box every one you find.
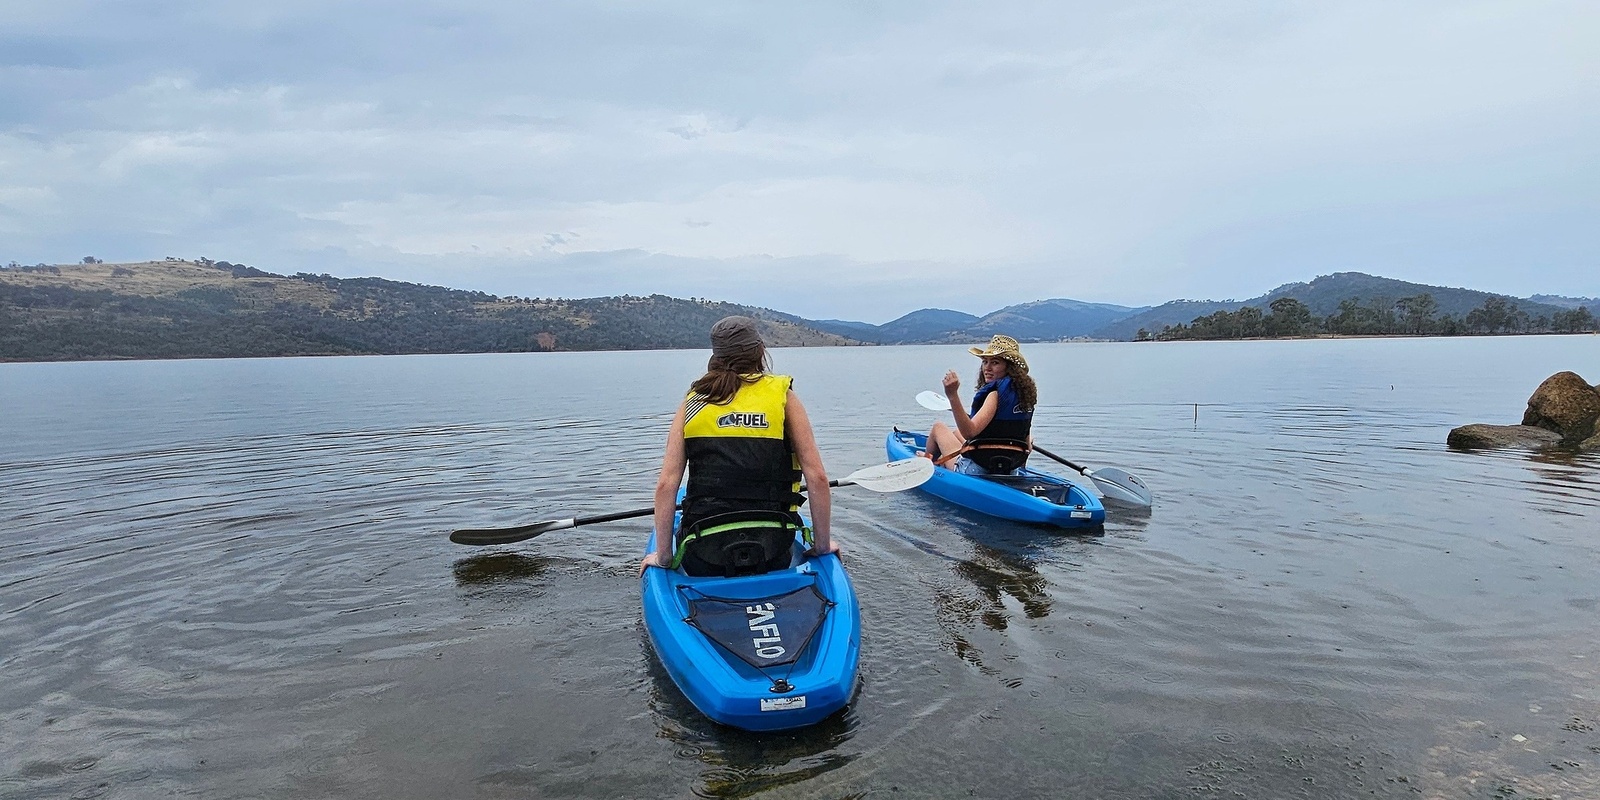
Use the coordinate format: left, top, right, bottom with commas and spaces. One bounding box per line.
690, 346, 771, 404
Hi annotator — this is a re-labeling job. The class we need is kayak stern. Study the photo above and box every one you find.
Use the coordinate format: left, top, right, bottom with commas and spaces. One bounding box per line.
641, 535, 861, 732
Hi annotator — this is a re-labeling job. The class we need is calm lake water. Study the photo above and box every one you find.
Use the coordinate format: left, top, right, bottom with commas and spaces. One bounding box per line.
3, 337, 1599, 799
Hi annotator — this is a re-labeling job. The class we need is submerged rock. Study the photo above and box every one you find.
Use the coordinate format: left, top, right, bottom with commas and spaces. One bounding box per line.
1450, 371, 1600, 452
1446, 423, 1563, 450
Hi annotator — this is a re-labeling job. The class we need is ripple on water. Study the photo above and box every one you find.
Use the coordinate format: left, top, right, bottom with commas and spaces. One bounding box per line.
3, 344, 1600, 798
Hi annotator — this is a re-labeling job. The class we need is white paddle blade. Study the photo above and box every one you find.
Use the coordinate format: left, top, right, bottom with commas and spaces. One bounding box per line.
1086, 466, 1153, 507
915, 390, 946, 411
842, 457, 935, 492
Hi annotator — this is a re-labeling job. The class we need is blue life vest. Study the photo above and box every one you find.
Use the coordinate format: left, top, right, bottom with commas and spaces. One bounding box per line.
969, 376, 1033, 444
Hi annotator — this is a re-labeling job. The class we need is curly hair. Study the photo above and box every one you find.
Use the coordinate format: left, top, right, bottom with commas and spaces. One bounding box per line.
975, 363, 1037, 412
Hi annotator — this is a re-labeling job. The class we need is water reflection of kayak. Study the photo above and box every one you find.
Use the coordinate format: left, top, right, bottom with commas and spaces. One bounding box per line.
640, 518, 860, 732
886, 429, 1106, 529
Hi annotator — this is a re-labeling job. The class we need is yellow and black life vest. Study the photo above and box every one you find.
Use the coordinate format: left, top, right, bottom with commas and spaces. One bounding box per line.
681, 374, 804, 524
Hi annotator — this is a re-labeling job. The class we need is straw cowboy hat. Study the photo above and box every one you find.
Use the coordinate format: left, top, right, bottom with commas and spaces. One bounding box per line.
969, 335, 1028, 371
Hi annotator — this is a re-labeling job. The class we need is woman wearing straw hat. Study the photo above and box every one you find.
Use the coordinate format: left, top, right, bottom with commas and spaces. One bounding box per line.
924, 334, 1038, 475
640, 316, 835, 576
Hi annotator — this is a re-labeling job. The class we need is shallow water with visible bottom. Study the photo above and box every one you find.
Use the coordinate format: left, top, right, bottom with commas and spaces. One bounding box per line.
3, 336, 1598, 799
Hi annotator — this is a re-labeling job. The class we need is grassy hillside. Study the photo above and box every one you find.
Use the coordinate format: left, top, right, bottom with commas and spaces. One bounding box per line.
0, 259, 858, 362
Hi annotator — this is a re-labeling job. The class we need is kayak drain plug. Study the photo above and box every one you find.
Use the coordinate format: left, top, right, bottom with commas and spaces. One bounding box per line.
769, 679, 793, 693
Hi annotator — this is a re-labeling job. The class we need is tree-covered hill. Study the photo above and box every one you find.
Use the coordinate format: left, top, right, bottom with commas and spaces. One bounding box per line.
1254, 272, 1556, 319
0, 259, 858, 362
1094, 272, 1590, 341
1125, 272, 1595, 341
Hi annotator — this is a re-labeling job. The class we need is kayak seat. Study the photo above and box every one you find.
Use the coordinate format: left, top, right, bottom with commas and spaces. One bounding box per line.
961, 438, 1031, 474
676, 510, 802, 578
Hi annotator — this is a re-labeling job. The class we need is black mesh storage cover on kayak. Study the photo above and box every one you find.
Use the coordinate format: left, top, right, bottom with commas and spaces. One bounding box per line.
685, 585, 832, 669
981, 474, 1075, 505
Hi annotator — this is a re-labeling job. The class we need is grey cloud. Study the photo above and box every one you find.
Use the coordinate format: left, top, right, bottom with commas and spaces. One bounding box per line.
3, 1, 1597, 317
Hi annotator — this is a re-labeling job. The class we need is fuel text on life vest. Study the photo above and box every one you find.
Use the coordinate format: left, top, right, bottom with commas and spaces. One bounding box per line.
717, 411, 769, 429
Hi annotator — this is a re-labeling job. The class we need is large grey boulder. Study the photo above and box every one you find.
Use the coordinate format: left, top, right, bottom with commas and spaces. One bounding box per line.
1446, 423, 1563, 450
1449, 371, 1600, 451
1521, 371, 1600, 445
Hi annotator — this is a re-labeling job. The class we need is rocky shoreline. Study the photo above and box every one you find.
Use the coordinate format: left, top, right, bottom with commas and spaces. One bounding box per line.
1448, 371, 1600, 452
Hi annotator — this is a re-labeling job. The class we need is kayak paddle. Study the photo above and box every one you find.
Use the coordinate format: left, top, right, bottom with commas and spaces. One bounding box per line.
448, 457, 935, 546
915, 390, 948, 411
1029, 446, 1152, 507
913, 390, 1153, 507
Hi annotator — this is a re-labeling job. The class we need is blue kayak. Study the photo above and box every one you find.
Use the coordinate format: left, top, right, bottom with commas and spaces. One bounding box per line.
641, 516, 860, 731
886, 429, 1106, 529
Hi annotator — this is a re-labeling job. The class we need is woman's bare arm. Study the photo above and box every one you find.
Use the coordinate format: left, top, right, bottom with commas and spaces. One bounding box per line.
785, 391, 833, 554
641, 404, 688, 572
947, 380, 999, 440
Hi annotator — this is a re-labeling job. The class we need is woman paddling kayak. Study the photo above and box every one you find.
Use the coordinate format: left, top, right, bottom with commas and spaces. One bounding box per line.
638, 316, 858, 731
925, 334, 1038, 476
640, 315, 835, 576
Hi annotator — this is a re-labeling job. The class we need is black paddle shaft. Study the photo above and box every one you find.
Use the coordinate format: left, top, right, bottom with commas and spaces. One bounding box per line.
572, 507, 656, 527
449, 479, 862, 546
561, 478, 855, 527
1030, 445, 1087, 474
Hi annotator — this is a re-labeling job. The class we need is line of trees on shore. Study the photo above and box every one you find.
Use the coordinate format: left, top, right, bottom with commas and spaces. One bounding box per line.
1137, 294, 1596, 341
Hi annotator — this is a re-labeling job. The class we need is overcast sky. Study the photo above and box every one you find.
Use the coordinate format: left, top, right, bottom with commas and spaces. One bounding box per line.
3, 1, 1596, 322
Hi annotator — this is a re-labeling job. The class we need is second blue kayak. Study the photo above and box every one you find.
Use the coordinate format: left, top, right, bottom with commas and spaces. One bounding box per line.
641, 516, 860, 732
886, 429, 1105, 529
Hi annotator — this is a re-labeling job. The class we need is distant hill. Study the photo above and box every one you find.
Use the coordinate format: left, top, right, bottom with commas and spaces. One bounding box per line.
822, 298, 1149, 344
3, 259, 1591, 362
1527, 294, 1600, 310
806, 318, 883, 340
970, 298, 1147, 340
0, 259, 859, 362
1091, 272, 1584, 340
874, 308, 983, 344
1089, 300, 1238, 341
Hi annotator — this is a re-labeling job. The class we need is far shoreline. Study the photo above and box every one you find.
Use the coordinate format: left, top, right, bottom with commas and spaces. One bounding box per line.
4, 330, 1595, 366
